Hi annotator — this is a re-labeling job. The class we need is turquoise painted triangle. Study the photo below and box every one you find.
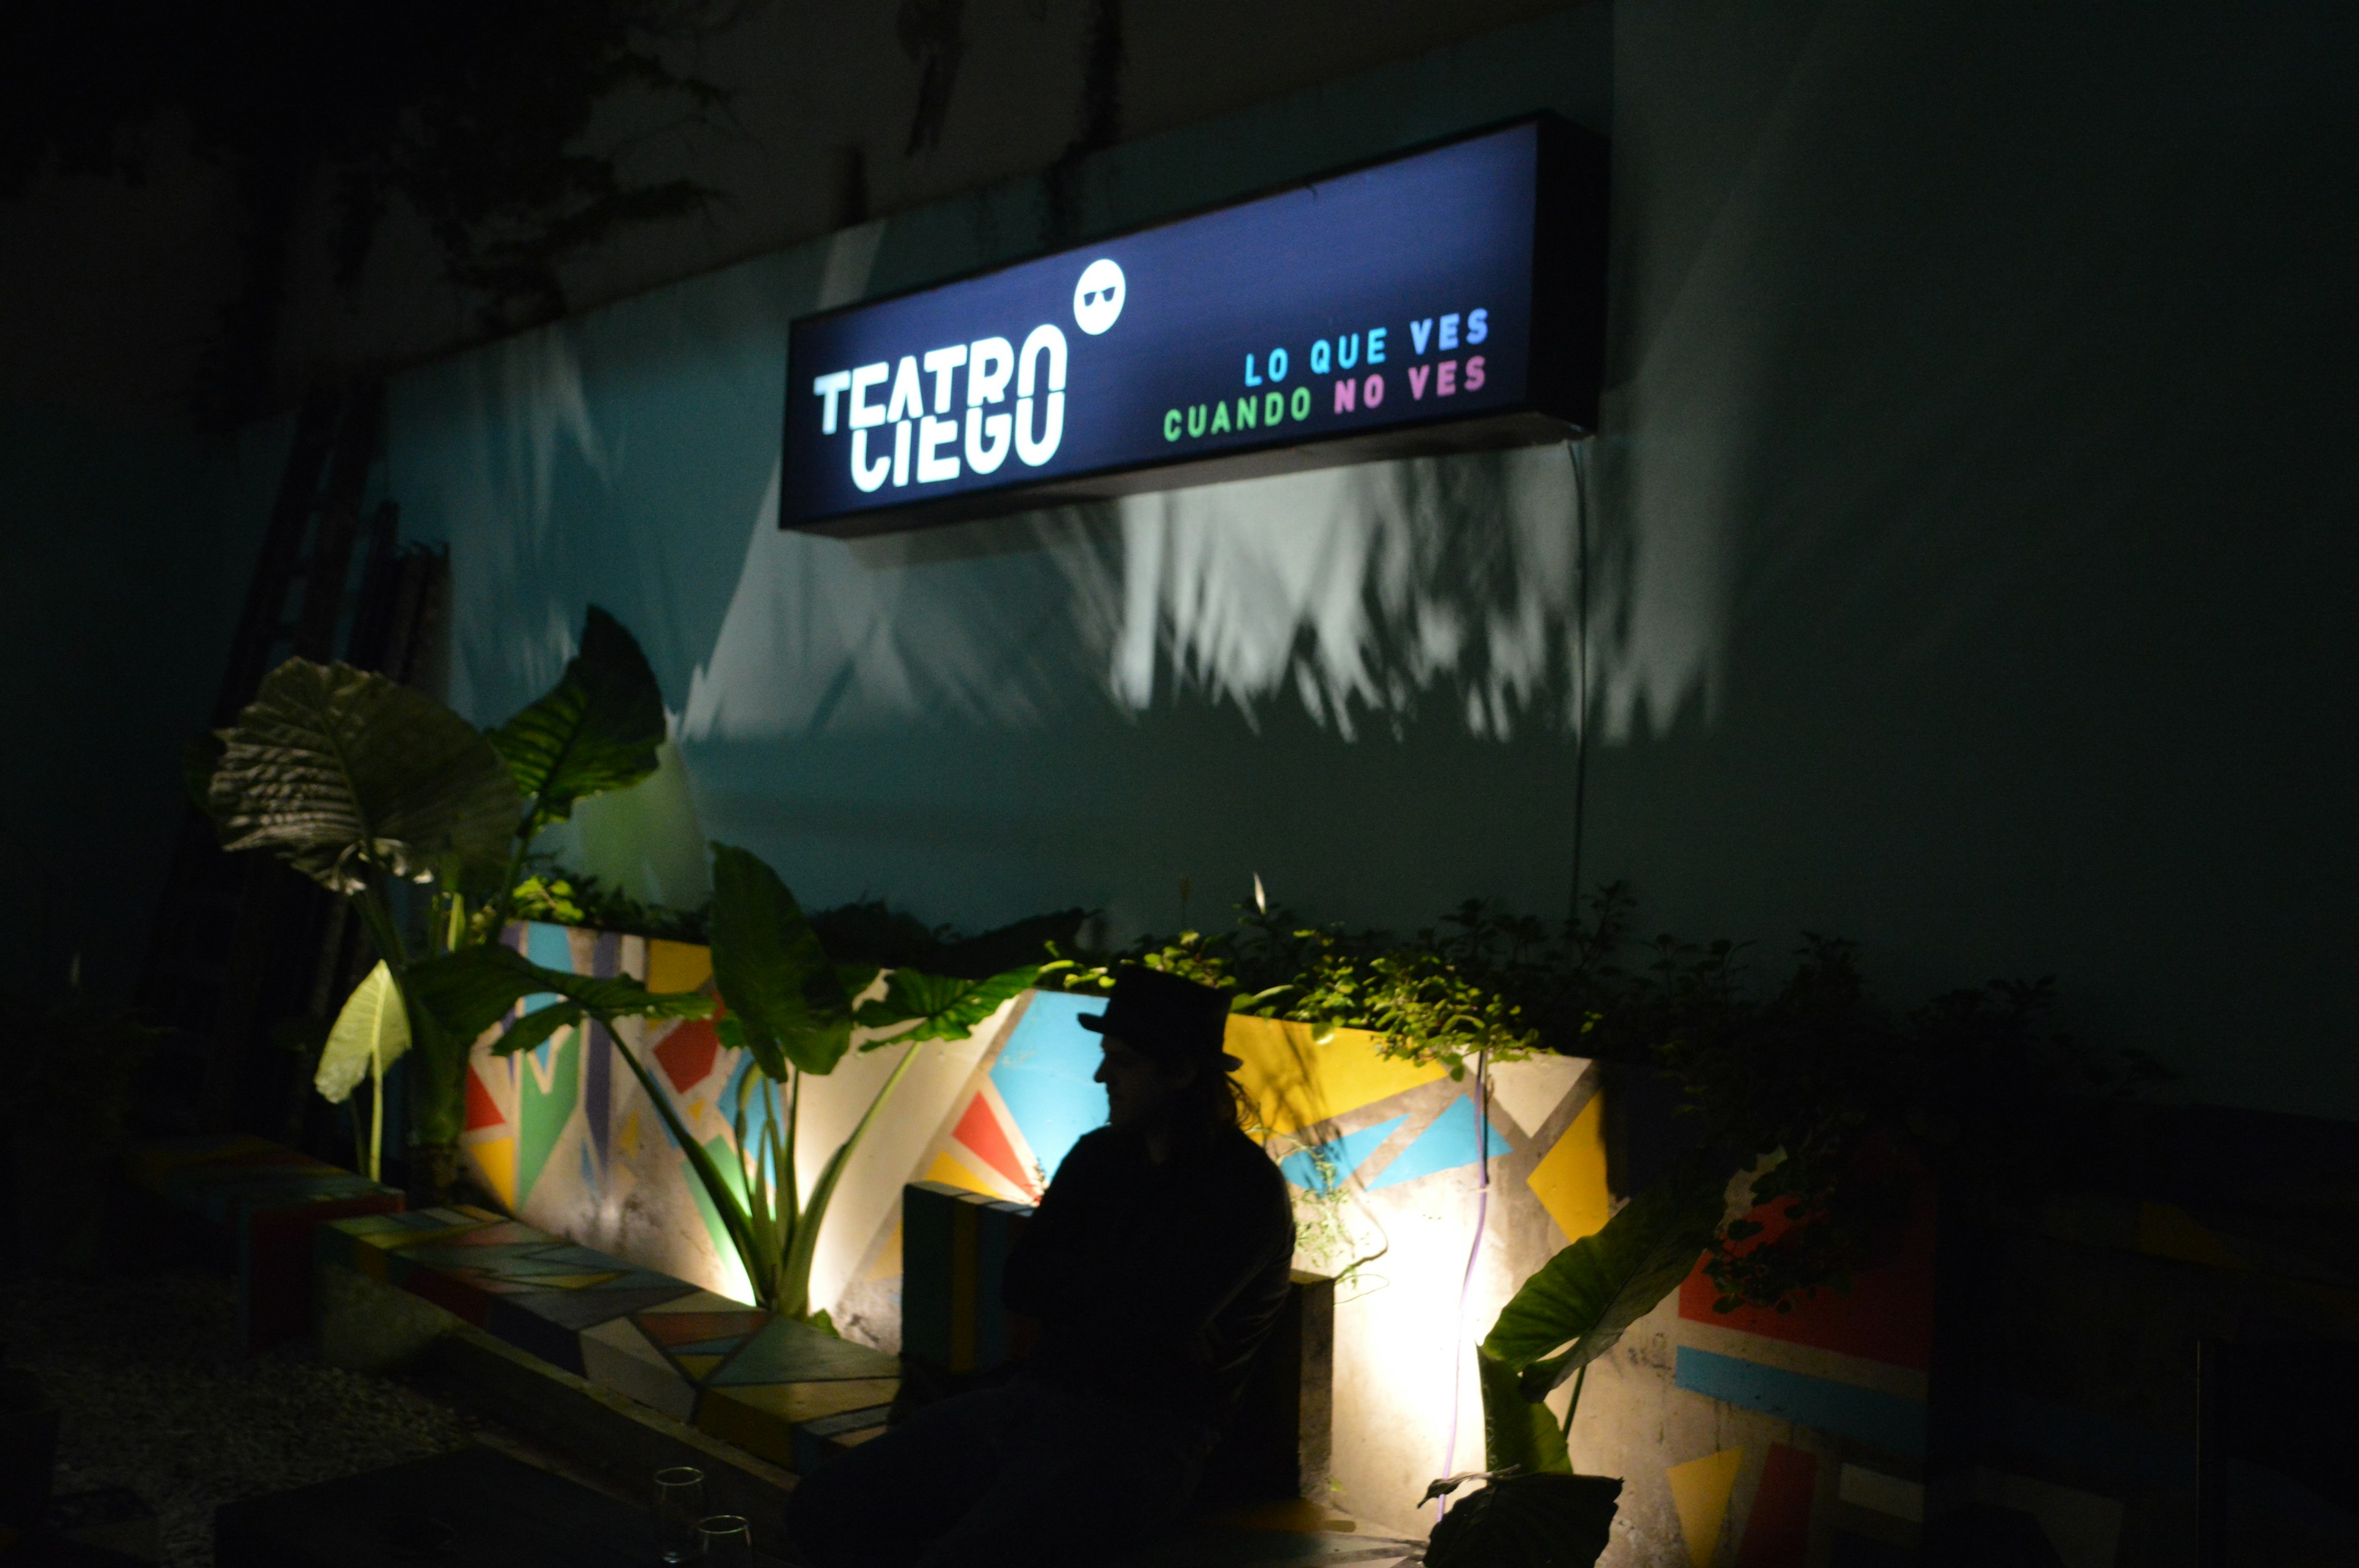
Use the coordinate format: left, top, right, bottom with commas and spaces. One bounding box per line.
1278, 1114, 1409, 1195
1366, 1096, 1515, 1192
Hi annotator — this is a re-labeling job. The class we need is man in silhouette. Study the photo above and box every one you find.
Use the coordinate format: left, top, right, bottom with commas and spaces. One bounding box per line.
788, 967, 1297, 1568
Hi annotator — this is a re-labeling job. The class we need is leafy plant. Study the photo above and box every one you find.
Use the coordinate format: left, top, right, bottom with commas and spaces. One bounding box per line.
200, 606, 671, 1198
594, 843, 1047, 1319
1431, 897, 2159, 1565
512, 868, 710, 943
1422, 1472, 1622, 1568
0, 0, 736, 423
1044, 884, 2154, 1567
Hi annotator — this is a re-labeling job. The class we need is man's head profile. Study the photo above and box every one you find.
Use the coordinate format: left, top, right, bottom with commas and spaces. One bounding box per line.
1079, 967, 1243, 1150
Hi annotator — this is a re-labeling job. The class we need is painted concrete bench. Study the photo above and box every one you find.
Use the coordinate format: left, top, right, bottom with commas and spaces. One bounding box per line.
127, 1134, 405, 1353
315, 1206, 899, 1476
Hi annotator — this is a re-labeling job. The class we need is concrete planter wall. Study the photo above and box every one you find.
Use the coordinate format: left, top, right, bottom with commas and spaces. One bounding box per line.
459, 922, 1938, 1552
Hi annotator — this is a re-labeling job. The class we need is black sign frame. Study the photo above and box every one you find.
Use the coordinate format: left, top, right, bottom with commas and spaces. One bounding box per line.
781, 113, 1608, 537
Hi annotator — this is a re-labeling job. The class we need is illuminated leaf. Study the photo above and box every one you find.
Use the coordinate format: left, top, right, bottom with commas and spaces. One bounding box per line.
1482, 1164, 1727, 1403
209, 659, 519, 893
491, 1002, 583, 1057
709, 843, 855, 1076
407, 942, 710, 1046
316, 962, 410, 1104
488, 606, 666, 835
855, 965, 1039, 1046
1478, 1348, 1570, 1477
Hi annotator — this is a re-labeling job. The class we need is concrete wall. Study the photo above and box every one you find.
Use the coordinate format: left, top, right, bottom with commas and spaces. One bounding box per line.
374, 1, 2357, 1121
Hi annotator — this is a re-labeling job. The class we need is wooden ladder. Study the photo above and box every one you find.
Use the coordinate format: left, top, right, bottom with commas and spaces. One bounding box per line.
137, 381, 447, 1143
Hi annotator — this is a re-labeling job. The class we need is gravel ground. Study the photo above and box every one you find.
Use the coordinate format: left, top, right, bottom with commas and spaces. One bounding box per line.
4, 1270, 484, 1567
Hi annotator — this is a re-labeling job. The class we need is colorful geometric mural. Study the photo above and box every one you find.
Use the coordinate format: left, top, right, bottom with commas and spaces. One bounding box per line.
469, 919, 2000, 1537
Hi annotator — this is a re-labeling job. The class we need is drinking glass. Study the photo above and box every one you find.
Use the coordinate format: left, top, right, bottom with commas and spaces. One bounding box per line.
697, 1514, 754, 1564
652, 1466, 705, 1564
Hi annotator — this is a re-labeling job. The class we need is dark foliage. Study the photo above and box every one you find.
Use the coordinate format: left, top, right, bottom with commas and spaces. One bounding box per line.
1048, 883, 2164, 1314
0, 0, 736, 419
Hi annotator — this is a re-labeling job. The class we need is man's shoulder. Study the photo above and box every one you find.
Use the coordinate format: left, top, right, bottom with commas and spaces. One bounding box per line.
1205, 1128, 1291, 1204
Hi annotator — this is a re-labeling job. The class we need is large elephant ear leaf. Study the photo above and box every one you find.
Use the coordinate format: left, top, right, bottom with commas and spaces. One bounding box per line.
1478, 1348, 1571, 1476
855, 966, 1039, 1047
209, 659, 520, 893
709, 843, 854, 1077
407, 943, 711, 1048
1484, 1161, 1729, 1402
490, 606, 665, 835
1424, 1474, 1621, 1568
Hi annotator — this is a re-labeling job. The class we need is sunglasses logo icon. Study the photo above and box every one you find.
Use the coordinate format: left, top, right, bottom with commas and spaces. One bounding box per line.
1073, 258, 1126, 335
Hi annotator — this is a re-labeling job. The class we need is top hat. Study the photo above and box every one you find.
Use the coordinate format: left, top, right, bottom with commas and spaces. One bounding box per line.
1078, 967, 1243, 1071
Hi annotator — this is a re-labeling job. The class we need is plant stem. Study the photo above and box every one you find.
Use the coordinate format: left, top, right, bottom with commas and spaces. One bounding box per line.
1560, 1361, 1587, 1441
607, 1025, 762, 1280
778, 1045, 924, 1322
369, 1051, 385, 1184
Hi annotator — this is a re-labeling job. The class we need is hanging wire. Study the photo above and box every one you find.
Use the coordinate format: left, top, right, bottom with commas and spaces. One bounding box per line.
1437, 1045, 1494, 1518
1567, 437, 1593, 926
1439, 437, 1596, 1513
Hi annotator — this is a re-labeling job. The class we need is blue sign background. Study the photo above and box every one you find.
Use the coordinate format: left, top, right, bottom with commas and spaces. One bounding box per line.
781, 122, 1546, 531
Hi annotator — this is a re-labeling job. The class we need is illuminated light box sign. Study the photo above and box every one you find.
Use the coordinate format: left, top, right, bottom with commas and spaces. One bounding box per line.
781, 115, 1606, 536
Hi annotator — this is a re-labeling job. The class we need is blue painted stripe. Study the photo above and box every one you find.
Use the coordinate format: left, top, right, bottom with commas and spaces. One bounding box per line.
1675, 1347, 1927, 1458
1366, 1094, 1514, 1190
1280, 1114, 1409, 1194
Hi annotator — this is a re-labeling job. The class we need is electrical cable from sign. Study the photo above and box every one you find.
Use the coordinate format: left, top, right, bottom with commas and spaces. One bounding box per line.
1439, 440, 1592, 1517
1566, 437, 1592, 927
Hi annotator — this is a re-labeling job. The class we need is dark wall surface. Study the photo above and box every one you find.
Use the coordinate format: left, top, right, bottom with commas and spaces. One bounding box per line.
367, 2, 2359, 1120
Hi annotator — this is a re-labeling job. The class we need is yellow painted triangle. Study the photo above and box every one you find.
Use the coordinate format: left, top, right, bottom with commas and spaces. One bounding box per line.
673, 1353, 727, 1380
1528, 1094, 1611, 1244
925, 1149, 1000, 1198
468, 1137, 517, 1211
1225, 1016, 1449, 1136
864, 1220, 904, 1284
1667, 1448, 1744, 1568
647, 940, 714, 995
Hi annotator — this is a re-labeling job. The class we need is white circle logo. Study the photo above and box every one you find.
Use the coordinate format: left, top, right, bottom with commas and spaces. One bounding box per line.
1073, 258, 1125, 335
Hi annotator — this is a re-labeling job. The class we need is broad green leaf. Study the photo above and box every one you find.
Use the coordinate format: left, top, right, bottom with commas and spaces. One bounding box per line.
488, 606, 665, 835
209, 659, 520, 893
716, 1012, 789, 1083
709, 843, 855, 1076
1423, 1474, 1621, 1568
854, 965, 1039, 1046
1478, 1347, 1571, 1476
316, 962, 411, 1104
492, 1002, 584, 1057
408, 942, 711, 1047
1482, 1164, 1728, 1403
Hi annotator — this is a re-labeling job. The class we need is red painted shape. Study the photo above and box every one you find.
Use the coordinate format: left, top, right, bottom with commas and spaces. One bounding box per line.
464, 1067, 506, 1131
635, 1310, 770, 1349
952, 1094, 1038, 1198
1680, 1185, 1936, 1371
1734, 1443, 1818, 1568
655, 1018, 721, 1093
